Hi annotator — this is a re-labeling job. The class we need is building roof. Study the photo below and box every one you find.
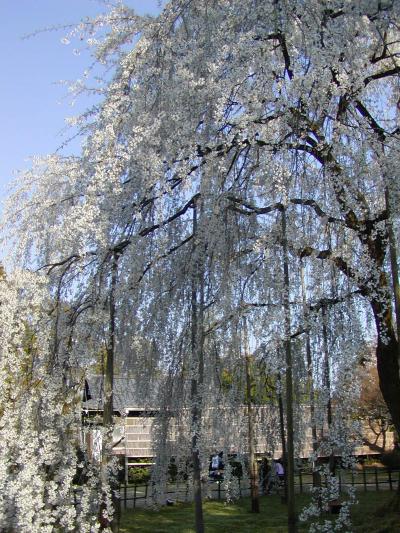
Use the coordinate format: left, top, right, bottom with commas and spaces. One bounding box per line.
83, 375, 157, 413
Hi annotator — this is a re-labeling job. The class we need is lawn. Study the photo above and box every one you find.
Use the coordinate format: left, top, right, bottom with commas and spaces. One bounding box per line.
119, 492, 400, 532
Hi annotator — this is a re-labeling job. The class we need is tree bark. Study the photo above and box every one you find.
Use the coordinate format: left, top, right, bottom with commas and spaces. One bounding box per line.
370, 274, 400, 437
385, 187, 400, 371
100, 253, 119, 531
300, 263, 321, 490
277, 372, 288, 502
245, 354, 260, 513
190, 202, 205, 533
321, 304, 336, 475
281, 207, 297, 533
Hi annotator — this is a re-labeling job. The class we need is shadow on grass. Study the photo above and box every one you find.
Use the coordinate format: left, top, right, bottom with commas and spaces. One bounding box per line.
119, 492, 399, 533
120, 495, 309, 533
351, 491, 400, 532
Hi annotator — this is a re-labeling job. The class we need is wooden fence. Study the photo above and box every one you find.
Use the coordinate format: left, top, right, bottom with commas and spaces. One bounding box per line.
118, 467, 400, 510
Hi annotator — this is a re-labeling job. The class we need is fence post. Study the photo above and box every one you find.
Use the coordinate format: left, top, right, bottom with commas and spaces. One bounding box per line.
239, 478, 242, 498
388, 469, 393, 491
133, 485, 137, 509
124, 456, 128, 511
338, 469, 342, 493
351, 469, 354, 487
374, 467, 379, 491
362, 468, 367, 492
298, 470, 303, 494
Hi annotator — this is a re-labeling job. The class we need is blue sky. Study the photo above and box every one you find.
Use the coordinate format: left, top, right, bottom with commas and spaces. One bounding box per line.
0, 0, 162, 212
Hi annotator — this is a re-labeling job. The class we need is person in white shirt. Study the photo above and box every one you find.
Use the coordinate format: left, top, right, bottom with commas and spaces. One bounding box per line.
274, 459, 285, 483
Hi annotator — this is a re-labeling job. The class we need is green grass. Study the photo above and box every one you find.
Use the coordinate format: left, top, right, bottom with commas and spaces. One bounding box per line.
119, 492, 400, 533
351, 492, 400, 532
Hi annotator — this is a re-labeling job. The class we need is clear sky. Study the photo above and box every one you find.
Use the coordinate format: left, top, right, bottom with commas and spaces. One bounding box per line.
0, 0, 163, 212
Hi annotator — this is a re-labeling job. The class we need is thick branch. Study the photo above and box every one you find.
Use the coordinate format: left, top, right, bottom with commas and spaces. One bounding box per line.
364, 65, 400, 86
228, 195, 344, 225
299, 245, 363, 285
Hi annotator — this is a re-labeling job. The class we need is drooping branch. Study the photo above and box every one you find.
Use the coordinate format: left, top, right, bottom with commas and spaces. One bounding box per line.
38, 194, 199, 276
113, 193, 200, 255
132, 233, 193, 289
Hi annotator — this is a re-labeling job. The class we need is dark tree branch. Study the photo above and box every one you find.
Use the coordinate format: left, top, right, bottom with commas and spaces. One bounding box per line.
299, 245, 363, 285
227, 195, 345, 225
364, 66, 400, 86
132, 233, 194, 289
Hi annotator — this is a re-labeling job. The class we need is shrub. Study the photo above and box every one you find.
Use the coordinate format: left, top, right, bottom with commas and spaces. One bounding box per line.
380, 450, 400, 470
229, 460, 243, 479
167, 459, 178, 482
128, 465, 152, 485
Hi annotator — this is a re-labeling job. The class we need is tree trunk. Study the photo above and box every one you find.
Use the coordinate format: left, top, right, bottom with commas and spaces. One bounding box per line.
321, 304, 335, 475
375, 331, 400, 436
321, 305, 332, 430
370, 284, 400, 437
277, 372, 288, 502
300, 263, 321, 490
385, 187, 400, 362
100, 253, 119, 531
281, 207, 297, 533
385, 186, 400, 495
190, 203, 205, 533
245, 354, 260, 513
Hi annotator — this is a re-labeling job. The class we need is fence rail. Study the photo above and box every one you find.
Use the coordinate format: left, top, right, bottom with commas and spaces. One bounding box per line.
119, 467, 400, 509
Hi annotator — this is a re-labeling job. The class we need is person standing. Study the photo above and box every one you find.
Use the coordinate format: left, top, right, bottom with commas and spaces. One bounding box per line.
274, 459, 285, 485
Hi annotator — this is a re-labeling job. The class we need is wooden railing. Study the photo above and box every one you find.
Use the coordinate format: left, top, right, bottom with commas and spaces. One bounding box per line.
117, 467, 400, 509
